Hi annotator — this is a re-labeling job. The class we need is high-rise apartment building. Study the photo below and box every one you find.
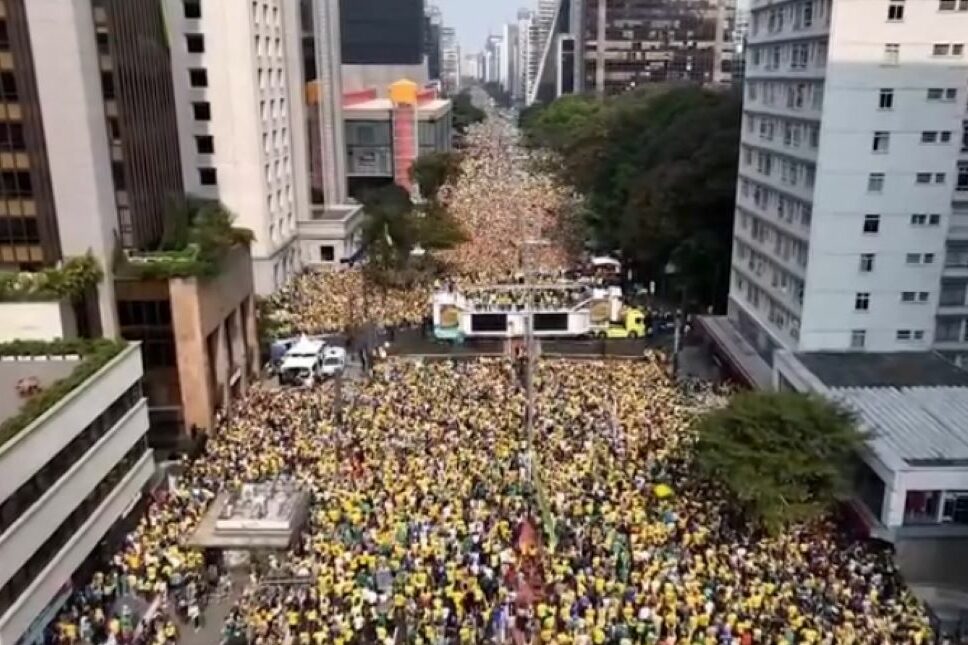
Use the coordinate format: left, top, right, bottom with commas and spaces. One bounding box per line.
584, 0, 734, 95
164, 0, 311, 295
711, 0, 968, 382
440, 27, 461, 95
515, 9, 534, 102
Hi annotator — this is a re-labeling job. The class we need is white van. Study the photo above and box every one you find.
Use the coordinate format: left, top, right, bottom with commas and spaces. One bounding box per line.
279, 337, 326, 386
320, 346, 347, 377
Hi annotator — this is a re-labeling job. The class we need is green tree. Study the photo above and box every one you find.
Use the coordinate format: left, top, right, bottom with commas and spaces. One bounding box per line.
695, 392, 866, 533
519, 94, 603, 151
411, 151, 463, 200
452, 92, 485, 134
360, 184, 418, 270
524, 86, 741, 310
414, 200, 468, 250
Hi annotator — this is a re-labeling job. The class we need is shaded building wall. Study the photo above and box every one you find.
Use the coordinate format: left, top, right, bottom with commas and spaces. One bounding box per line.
94, 0, 183, 251
339, 0, 424, 65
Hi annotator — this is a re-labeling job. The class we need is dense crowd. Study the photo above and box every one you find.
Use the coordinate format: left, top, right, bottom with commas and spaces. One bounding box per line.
265, 270, 431, 337
438, 116, 574, 275
261, 114, 577, 338
52, 358, 932, 644
462, 284, 591, 312
48, 105, 934, 645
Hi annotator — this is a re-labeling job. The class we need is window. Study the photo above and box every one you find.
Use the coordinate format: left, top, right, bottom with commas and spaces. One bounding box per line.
925, 253, 936, 264
884, 43, 900, 65
914, 330, 925, 340
855, 292, 871, 311
192, 101, 211, 121
195, 135, 214, 154
100, 72, 115, 100
186, 34, 205, 53
947, 88, 958, 101
922, 131, 938, 143
183, 0, 201, 19
941, 131, 953, 143
930, 214, 942, 225
859, 253, 875, 272
0, 72, 17, 101
919, 291, 930, 302
927, 88, 944, 101
879, 88, 894, 109
933, 43, 951, 56
863, 214, 880, 233
320, 245, 335, 262
935, 173, 946, 184
198, 167, 217, 186
872, 131, 890, 152
867, 173, 885, 192
850, 329, 866, 349
901, 291, 916, 302
954, 44, 966, 56
896, 329, 912, 340
189, 68, 208, 88
958, 162, 968, 191
887, 1, 904, 20
96, 30, 110, 55
916, 172, 932, 184
911, 213, 927, 225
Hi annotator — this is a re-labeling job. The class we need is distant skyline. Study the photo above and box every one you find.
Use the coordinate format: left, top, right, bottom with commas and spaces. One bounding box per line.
433, 0, 530, 54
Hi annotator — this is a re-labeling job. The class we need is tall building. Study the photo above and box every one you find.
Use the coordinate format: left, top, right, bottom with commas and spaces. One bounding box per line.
583, 0, 734, 96
484, 34, 504, 85
0, 0, 204, 338
164, 0, 310, 295
502, 24, 521, 97
339, 0, 429, 96
515, 9, 534, 102
340, 0, 424, 65
527, 0, 583, 105
440, 27, 462, 95
425, 4, 443, 82
704, 0, 968, 386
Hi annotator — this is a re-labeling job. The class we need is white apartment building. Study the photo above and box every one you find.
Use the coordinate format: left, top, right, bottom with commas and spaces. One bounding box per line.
724, 0, 968, 371
516, 10, 534, 102
440, 27, 461, 95
164, 0, 311, 295
0, 343, 152, 645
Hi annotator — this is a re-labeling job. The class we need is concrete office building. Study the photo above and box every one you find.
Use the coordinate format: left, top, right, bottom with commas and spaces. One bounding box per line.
440, 27, 461, 95
0, 0, 192, 338
502, 24, 520, 97
526, 0, 587, 105
0, 341, 152, 644
425, 4, 443, 82
583, 0, 734, 96
339, 0, 429, 94
515, 10, 534, 102
773, 351, 968, 594
701, 0, 968, 387
163, 0, 311, 295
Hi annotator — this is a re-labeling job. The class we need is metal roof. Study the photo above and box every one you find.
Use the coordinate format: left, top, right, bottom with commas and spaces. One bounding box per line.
831, 386, 968, 468
796, 352, 968, 388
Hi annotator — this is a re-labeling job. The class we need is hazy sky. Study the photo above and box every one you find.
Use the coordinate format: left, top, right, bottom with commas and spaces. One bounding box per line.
435, 0, 529, 54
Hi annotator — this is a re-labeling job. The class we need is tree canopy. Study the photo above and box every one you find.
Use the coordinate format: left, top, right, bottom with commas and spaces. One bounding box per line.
452, 92, 486, 134
695, 391, 866, 533
359, 183, 466, 279
520, 86, 742, 310
411, 151, 463, 201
